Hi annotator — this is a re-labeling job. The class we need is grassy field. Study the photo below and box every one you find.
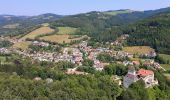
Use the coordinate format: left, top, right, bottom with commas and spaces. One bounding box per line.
161, 64, 170, 70
13, 41, 31, 50
57, 27, 77, 34
20, 26, 54, 40
123, 46, 154, 54
40, 35, 86, 44
159, 54, 170, 61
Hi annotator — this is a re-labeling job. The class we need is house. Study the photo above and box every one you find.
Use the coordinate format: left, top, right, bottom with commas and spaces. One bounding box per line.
123, 67, 158, 88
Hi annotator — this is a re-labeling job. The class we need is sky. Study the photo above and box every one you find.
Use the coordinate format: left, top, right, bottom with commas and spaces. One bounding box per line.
0, 0, 170, 16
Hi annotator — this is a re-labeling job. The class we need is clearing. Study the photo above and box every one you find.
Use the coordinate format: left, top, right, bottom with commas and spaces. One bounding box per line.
40, 35, 87, 44
57, 27, 77, 34
159, 54, 170, 61
123, 46, 154, 54
12, 41, 31, 50
161, 64, 170, 71
20, 26, 55, 40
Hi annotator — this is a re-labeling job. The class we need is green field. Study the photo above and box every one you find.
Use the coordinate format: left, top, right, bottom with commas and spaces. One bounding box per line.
57, 27, 77, 34
123, 46, 154, 55
159, 54, 170, 61
20, 26, 55, 40
161, 64, 170, 70
13, 41, 31, 50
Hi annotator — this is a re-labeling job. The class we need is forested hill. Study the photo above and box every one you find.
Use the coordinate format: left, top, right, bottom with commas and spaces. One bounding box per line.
51, 7, 170, 28
127, 13, 170, 54
0, 14, 63, 35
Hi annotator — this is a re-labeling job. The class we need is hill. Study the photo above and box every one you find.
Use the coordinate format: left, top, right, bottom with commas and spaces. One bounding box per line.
126, 13, 170, 54
0, 14, 63, 35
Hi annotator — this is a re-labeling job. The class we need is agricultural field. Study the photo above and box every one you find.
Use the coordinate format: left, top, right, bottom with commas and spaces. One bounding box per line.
20, 26, 55, 40
57, 27, 77, 34
40, 34, 86, 44
161, 64, 170, 71
159, 54, 170, 61
123, 46, 154, 54
12, 41, 31, 50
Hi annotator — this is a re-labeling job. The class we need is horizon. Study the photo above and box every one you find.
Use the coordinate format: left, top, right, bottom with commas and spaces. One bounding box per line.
0, 0, 170, 16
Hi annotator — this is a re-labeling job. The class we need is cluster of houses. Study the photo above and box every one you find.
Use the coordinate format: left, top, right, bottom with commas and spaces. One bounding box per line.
32, 41, 49, 47
0, 48, 10, 54
79, 41, 111, 71
54, 48, 83, 65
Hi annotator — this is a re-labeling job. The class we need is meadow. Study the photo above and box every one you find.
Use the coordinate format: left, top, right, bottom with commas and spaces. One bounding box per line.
57, 27, 77, 34
123, 46, 154, 54
40, 35, 86, 44
159, 54, 170, 61
20, 26, 54, 40
12, 41, 31, 50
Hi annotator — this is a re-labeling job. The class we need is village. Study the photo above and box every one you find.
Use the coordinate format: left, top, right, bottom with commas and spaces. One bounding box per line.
0, 34, 164, 88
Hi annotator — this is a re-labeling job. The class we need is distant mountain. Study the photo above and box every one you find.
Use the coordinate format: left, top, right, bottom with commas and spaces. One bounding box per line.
0, 13, 63, 27
49, 7, 170, 37
1, 7, 170, 36
0, 13, 63, 35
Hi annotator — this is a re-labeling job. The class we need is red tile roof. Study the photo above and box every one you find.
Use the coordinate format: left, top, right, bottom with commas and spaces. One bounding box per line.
137, 69, 153, 76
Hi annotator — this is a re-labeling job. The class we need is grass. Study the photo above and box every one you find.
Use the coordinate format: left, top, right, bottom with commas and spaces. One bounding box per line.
159, 54, 170, 61
13, 41, 31, 50
161, 64, 170, 70
57, 27, 77, 34
123, 46, 154, 54
40, 35, 86, 44
20, 26, 54, 40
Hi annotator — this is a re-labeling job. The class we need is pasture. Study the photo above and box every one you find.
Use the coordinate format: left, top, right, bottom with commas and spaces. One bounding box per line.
57, 27, 77, 34
123, 46, 154, 54
13, 41, 31, 50
20, 26, 55, 40
159, 54, 170, 61
40, 35, 86, 44
161, 64, 170, 71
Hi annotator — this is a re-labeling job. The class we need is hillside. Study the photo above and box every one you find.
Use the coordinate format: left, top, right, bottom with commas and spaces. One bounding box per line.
126, 13, 170, 54
0, 14, 62, 35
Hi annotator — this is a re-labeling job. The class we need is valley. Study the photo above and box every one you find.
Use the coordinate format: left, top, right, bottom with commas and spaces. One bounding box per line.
0, 6, 170, 100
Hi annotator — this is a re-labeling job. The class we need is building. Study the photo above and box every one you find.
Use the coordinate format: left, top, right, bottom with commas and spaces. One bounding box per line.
123, 67, 139, 88
123, 68, 158, 88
